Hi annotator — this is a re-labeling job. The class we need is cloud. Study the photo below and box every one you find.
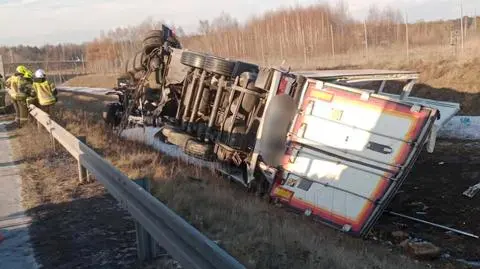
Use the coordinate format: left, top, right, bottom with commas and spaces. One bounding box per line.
0, 0, 479, 46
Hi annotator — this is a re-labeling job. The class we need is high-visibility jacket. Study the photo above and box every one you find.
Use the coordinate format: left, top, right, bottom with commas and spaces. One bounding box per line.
5, 75, 27, 100
32, 80, 56, 106
0, 78, 6, 111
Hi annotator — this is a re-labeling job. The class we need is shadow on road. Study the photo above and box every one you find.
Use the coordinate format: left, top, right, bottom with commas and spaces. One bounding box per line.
25, 193, 139, 269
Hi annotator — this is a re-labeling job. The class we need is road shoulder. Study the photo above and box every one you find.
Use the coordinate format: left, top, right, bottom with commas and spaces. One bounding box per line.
0, 121, 38, 269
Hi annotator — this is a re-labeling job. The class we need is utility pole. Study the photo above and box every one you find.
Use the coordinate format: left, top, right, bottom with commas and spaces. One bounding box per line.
405, 10, 410, 61
363, 20, 368, 58
9, 49, 14, 63
460, 0, 464, 52
475, 10, 478, 32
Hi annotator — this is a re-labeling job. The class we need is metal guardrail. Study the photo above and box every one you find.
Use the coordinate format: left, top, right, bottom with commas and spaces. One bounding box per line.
28, 105, 245, 269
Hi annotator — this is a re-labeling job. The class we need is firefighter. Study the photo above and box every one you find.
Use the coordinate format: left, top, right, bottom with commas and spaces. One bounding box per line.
24, 70, 36, 107
31, 69, 57, 114
5, 65, 31, 127
0, 74, 6, 114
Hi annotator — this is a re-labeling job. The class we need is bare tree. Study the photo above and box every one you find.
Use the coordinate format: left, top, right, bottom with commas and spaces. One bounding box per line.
198, 20, 211, 35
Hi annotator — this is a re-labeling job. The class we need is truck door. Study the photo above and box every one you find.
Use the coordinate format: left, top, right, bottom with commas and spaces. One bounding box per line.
270, 79, 439, 236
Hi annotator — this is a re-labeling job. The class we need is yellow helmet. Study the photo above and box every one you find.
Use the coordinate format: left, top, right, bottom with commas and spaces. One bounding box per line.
16, 65, 28, 75
23, 70, 33, 79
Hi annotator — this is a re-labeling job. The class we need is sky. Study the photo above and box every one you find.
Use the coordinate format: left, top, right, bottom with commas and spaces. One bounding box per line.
0, 0, 479, 46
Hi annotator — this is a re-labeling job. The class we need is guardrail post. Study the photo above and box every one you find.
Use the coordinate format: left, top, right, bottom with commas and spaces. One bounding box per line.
133, 178, 165, 261
77, 136, 90, 183
50, 132, 56, 152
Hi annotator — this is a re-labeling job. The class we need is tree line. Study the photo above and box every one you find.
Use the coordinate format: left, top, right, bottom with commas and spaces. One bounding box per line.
2, 2, 479, 73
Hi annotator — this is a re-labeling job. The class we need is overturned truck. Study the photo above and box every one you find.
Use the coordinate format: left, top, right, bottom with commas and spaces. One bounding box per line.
104, 29, 460, 237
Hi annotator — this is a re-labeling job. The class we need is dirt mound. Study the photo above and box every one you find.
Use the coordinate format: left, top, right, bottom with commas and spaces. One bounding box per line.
325, 57, 480, 115
411, 84, 480, 115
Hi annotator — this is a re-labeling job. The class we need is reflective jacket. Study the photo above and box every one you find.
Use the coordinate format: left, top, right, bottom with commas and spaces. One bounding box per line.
5, 74, 27, 100
32, 80, 56, 106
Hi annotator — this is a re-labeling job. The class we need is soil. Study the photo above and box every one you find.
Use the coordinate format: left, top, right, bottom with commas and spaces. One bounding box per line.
376, 140, 480, 262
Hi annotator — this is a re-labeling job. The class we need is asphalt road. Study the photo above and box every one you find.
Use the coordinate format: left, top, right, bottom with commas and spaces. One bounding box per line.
0, 121, 38, 269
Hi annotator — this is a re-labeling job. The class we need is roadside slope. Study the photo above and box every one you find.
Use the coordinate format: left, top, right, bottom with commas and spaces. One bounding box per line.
51, 100, 439, 269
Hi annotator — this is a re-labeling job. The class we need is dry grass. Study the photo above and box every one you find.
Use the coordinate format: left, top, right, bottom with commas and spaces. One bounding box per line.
10, 122, 83, 209
7, 119, 165, 269
47, 107, 440, 269
61, 74, 119, 88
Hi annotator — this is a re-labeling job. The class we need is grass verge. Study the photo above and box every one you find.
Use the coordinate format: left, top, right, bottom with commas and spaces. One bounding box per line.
48, 107, 442, 269
61, 74, 119, 88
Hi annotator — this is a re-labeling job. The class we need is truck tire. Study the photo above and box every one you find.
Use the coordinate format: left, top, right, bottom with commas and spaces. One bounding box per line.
124, 58, 131, 75
180, 51, 206, 69
204, 56, 235, 77
133, 51, 146, 72
142, 30, 163, 54
161, 126, 213, 160
232, 61, 259, 78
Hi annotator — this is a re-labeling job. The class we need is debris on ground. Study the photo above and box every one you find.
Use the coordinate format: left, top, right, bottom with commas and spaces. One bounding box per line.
387, 211, 479, 239
456, 259, 480, 268
401, 239, 442, 260
463, 182, 480, 198
391, 231, 410, 242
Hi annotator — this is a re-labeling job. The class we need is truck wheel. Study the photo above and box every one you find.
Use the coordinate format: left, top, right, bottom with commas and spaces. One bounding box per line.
180, 51, 206, 69
232, 61, 259, 78
204, 56, 235, 77
142, 30, 164, 54
161, 126, 213, 160
184, 139, 214, 160
133, 51, 146, 72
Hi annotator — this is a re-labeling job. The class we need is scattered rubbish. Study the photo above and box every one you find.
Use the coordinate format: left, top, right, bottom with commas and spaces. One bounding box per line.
440, 253, 451, 259
401, 239, 441, 260
456, 259, 480, 267
187, 176, 204, 182
387, 211, 479, 239
463, 182, 480, 198
408, 202, 429, 211
399, 239, 410, 248
393, 222, 408, 228
392, 231, 410, 241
